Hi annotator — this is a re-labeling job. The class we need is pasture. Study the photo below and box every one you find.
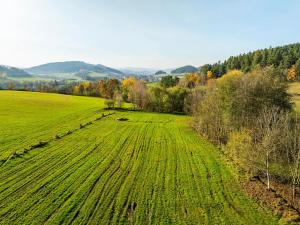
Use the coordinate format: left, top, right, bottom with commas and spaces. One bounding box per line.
289, 82, 300, 112
0, 91, 109, 160
0, 91, 277, 224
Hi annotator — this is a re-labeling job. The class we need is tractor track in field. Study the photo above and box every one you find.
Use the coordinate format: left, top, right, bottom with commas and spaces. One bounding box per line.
114, 125, 156, 224
67, 133, 138, 224
86, 125, 148, 224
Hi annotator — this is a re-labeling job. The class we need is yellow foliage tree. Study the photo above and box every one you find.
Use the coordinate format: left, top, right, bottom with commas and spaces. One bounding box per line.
186, 73, 198, 82
218, 70, 243, 82
122, 77, 137, 89
73, 85, 81, 95
224, 70, 243, 77
207, 71, 214, 79
287, 65, 296, 81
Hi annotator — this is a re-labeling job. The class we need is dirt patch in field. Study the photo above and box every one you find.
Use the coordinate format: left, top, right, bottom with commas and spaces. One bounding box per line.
243, 177, 300, 222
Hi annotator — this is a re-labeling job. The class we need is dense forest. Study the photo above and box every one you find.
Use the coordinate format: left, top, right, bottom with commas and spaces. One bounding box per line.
201, 43, 300, 79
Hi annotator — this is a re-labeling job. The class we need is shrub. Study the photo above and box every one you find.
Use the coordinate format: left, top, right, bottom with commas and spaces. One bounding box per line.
104, 99, 115, 109
226, 129, 254, 170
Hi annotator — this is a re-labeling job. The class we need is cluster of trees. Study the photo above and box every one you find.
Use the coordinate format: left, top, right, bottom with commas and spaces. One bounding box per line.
192, 67, 300, 199
201, 43, 300, 79
70, 77, 188, 113
0, 80, 69, 93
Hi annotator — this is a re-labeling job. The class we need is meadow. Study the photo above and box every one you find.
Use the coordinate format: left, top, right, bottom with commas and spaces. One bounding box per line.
288, 82, 300, 112
0, 91, 278, 224
0, 91, 109, 160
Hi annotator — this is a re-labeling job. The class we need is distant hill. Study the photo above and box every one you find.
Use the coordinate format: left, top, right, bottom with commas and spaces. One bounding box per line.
25, 61, 123, 75
171, 65, 198, 74
119, 67, 158, 76
0, 65, 31, 78
155, 70, 167, 75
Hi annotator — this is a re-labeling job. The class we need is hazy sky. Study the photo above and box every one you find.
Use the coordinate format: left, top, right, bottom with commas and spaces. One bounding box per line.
0, 0, 299, 68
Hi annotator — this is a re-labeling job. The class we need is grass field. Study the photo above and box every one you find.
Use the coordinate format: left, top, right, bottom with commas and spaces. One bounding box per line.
288, 82, 300, 112
0, 91, 278, 224
0, 91, 111, 161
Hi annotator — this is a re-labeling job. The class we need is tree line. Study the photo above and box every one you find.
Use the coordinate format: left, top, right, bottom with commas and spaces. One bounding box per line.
192, 67, 300, 206
200, 43, 300, 80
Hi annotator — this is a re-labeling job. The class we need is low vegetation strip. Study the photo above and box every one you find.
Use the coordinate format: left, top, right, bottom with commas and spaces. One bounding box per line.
0, 110, 278, 224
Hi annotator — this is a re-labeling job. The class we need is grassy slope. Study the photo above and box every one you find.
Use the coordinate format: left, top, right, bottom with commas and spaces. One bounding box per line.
0, 91, 109, 160
0, 91, 278, 224
288, 82, 300, 112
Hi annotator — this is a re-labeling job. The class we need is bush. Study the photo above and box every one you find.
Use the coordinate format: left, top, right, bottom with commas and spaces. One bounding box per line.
226, 129, 254, 170
104, 99, 115, 109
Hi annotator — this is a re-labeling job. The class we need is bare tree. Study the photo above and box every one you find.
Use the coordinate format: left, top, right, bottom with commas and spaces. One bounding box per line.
256, 107, 290, 189
129, 80, 148, 109
114, 91, 123, 108
289, 117, 300, 201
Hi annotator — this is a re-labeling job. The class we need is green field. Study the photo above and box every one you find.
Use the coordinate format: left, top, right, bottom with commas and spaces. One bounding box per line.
0, 91, 112, 160
0, 91, 278, 224
288, 82, 300, 112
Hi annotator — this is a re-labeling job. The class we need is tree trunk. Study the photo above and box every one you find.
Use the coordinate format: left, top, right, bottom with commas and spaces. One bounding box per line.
266, 155, 270, 190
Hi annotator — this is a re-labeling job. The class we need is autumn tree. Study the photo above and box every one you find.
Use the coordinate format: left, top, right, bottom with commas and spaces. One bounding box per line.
106, 79, 120, 99
122, 77, 137, 89
287, 65, 296, 81
296, 59, 300, 80
180, 73, 199, 88
97, 80, 107, 97
207, 71, 214, 79
128, 80, 148, 109
83, 82, 93, 96
114, 91, 123, 108
122, 77, 137, 101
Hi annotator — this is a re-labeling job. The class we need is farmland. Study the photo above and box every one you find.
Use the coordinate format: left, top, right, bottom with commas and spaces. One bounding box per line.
289, 82, 300, 112
0, 91, 118, 161
0, 91, 278, 224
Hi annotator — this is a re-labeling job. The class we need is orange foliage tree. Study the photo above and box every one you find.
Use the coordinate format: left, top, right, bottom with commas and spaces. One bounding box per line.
287, 65, 296, 81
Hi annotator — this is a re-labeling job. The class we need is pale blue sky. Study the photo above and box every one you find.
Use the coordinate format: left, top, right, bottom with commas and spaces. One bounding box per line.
0, 0, 299, 68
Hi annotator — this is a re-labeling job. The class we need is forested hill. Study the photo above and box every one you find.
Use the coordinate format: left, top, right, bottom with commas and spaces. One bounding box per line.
201, 43, 300, 77
25, 61, 123, 75
0, 65, 31, 78
171, 65, 198, 74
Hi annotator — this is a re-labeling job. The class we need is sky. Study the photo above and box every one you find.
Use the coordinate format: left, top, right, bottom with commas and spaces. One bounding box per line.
0, 0, 299, 69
